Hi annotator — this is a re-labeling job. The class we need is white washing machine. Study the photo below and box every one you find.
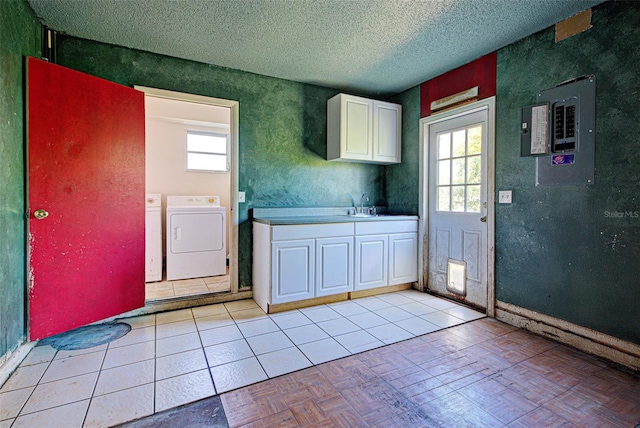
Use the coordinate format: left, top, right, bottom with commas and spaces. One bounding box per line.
166, 195, 226, 281
145, 193, 162, 282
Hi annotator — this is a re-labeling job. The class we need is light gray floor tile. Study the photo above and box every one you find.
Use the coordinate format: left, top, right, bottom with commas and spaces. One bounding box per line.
334, 330, 384, 354
300, 306, 342, 323
283, 324, 329, 345
376, 306, 414, 322
236, 317, 279, 338
195, 313, 235, 331
12, 400, 88, 428
347, 312, 389, 329
224, 299, 260, 313
204, 339, 254, 367
84, 384, 154, 428
269, 310, 313, 330
0, 387, 34, 420
20, 345, 56, 367
398, 301, 440, 316
108, 325, 155, 348
328, 301, 370, 317
352, 296, 393, 311
118, 314, 155, 330
316, 318, 360, 336
199, 324, 243, 347
394, 317, 442, 336
421, 311, 468, 328
257, 347, 312, 378
156, 319, 198, 339
0, 362, 48, 393
156, 348, 208, 380
94, 360, 154, 396
191, 303, 228, 318
155, 370, 215, 413
102, 341, 155, 370
40, 350, 104, 383
298, 338, 351, 365
21, 372, 98, 415
246, 331, 294, 355
443, 305, 486, 321
367, 323, 415, 344
156, 332, 202, 357
156, 309, 193, 325
210, 357, 267, 394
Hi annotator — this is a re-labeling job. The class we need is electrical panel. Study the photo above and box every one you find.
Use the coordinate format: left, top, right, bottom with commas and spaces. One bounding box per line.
523, 75, 596, 186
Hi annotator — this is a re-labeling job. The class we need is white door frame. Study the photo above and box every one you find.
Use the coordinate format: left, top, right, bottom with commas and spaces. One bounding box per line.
134, 86, 240, 294
418, 97, 496, 316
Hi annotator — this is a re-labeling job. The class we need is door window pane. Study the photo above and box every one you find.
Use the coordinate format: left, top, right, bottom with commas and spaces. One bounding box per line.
467, 126, 482, 155
435, 123, 484, 213
451, 158, 465, 185
438, 160, 450, 185
438, 133, 451, 159
466, 185, 481, 213
451, 186, 465, 212
438, 187, 450, 211
467, 156, 481, 184
452, 130, 466, 157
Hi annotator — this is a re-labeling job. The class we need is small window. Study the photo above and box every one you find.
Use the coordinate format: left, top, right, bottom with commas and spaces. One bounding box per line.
186, 131, 229, 172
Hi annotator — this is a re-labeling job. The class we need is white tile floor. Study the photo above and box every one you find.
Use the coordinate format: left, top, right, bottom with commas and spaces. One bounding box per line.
0, 290, 484, 428
145, 272, 230, 301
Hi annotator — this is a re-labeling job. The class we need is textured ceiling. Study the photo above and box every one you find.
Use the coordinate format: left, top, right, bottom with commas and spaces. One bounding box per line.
27, 0, 603, 96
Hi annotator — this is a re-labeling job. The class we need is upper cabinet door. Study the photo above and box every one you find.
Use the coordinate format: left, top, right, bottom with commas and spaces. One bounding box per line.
27, 57, 146, 340
327, 93, 401, 165
373, 100, 402, 164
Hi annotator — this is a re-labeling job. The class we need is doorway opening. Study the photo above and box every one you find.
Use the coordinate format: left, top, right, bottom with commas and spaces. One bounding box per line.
135, 87, 240, 302
419, 98, 495, 316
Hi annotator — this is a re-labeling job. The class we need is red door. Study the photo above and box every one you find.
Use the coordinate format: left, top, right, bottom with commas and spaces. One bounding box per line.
27, 57, 146, 340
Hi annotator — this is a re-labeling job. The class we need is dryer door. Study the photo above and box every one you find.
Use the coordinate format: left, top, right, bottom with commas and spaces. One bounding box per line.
169, 212, 224, 254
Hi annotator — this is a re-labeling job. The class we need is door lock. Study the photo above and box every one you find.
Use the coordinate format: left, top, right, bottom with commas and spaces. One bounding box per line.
480, 216, 487, 223
34, 209, 49, 220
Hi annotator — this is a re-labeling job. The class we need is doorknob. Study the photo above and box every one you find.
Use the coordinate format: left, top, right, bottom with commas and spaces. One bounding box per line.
480, 216, 487, 223
34, 209, 49, 220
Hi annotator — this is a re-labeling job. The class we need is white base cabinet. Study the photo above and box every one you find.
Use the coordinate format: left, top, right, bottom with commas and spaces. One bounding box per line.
253, 219, 417, 312
272, 240, 315, 304
354, 235, 388, 290
316, 237, 353, 297
388, 233, 419, 286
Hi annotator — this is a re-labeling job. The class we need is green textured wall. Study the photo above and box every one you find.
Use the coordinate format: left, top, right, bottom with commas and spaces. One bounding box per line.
0, 0, 40, 358
386, 85, 421, 215
496, 2, 640, 344
55, 36, 385, 287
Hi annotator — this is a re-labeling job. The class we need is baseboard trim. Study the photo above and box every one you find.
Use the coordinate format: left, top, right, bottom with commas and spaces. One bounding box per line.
0, 341, 36, 387
496, 300, 640, 372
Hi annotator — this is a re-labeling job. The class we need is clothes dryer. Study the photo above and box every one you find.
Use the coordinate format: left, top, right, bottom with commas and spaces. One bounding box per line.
166, 195, 226, 281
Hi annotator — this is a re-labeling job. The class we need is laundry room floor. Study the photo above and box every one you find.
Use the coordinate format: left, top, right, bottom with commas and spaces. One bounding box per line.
3, 290, 639, 427
145, 270, 230, 301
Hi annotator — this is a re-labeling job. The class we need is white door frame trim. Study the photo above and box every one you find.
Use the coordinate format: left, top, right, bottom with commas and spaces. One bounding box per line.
134, 86, 240, 294
418, 97, 496, 316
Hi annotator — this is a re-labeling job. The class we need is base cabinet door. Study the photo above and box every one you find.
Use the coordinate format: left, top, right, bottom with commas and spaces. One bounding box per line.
388, 233, 418, 285
316, 237, 353, 297
355, 235, 388, 290
272, 240, 315, 304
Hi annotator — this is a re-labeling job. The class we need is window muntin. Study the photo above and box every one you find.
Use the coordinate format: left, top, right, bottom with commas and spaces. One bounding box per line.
436, 124, 483, 213
186, 131, 229, 172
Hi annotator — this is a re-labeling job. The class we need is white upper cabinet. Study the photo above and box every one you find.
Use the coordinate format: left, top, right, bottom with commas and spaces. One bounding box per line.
327, 93, 401, 165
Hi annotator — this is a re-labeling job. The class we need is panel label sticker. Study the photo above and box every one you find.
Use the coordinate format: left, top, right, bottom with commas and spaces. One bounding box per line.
551, 154, 575, 165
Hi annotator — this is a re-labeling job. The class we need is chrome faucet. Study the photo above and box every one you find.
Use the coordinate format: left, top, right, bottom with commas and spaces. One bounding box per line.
360, 193, 369, 214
